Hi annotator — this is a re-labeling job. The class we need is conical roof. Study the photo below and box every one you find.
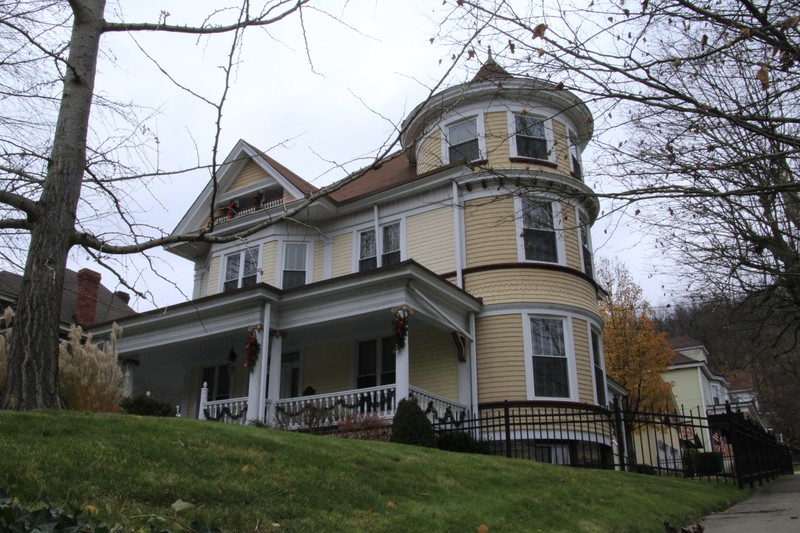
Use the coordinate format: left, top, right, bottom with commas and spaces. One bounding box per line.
471, 49, 513, 82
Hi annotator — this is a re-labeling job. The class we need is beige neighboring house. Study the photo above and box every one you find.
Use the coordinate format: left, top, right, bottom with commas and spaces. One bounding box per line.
91, 57, 608, 459
665, 336, 729, 415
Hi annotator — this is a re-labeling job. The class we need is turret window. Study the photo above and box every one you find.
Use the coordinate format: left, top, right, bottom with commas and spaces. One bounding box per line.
447, 117, 480, 163
568, 129, 582, 179
522, 199, 558, 263
579, 212, 593, 276
514, 113, 549, 160
530, 317, 570, 398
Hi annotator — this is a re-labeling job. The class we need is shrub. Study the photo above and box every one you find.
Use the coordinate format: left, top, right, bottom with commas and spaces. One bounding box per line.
631, 463, 657, 475
59, 323, 124, 412
694, 452, 724, 475
437, 430, 490, 454
390, 397, 436, 448
336, 414, 391, 441
120, 394, 175, 417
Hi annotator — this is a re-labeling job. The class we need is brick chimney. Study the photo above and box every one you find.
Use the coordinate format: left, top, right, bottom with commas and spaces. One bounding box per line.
75, 268, 101, 326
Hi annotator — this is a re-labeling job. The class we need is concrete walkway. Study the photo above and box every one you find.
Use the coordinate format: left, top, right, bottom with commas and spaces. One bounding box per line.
701, 473, 800, 532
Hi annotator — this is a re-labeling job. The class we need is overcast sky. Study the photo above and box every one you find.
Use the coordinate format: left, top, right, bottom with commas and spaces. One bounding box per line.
67, 0, 672, 311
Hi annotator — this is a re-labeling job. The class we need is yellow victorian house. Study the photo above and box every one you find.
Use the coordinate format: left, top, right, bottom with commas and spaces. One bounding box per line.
93, 58, 607, 463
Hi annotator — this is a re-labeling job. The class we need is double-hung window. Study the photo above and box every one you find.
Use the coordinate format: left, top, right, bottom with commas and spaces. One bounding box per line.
282, 243, 307, 289
568, 129, 582, 179
530, 317, 570, 398
356, 338, 396, 389
202, 365, 231, 402
223, 247, 259, 292
514, 113, 548, 160
522, 199, 558, 263
359, 222, 401, 272
447, 117, 479, 163
579, 212, 593, 276
591, 329, 606, 406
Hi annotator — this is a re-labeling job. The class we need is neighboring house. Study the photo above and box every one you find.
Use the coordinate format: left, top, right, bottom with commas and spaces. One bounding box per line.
91, 57, 606, 459
664, 336, 729, 415
0, 268, 134, 333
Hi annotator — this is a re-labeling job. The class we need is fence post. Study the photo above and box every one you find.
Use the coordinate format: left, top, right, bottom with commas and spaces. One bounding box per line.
725, 401, 747, 489
613, 397, 627, 471
199, 381, 209, 421
504, 400, 512, 458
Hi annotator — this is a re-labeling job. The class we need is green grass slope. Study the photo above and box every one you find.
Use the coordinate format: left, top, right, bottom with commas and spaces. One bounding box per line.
0, 411, 746, 532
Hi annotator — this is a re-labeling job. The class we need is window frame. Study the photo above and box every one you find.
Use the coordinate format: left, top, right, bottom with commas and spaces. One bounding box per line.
355, 337, 396, 389
282, 242, 308, 290
567, 127, 582, 179
222, 246, 260, 292
523, 314, 577, 401
515, 196, 565, 265
590, 327, 607, 407
442, 113, 485, 165
357, 221, 403, 272
508, 111, 555, 163
578, 210, 593, 277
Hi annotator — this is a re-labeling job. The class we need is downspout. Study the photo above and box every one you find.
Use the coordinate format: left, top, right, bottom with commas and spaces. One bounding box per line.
452, 180, 464, 289
469, 311, 478, 414
373, 204, 380, 262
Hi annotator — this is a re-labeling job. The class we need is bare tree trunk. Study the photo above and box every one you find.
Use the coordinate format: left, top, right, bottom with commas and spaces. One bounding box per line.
1, 0, 105, 409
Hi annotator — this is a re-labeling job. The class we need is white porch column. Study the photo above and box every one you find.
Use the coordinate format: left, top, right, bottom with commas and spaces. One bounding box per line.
396, 337, 410, 402
265, 332, 283, 425
199, 382, 209, 420
246, 303, 271, 423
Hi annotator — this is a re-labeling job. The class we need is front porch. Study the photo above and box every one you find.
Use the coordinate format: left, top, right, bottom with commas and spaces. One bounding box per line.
199, 384, 468, 430
93, 261, 482, 429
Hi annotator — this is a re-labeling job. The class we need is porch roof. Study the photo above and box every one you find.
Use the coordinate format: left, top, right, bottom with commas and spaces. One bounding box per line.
91, 260, 482, 356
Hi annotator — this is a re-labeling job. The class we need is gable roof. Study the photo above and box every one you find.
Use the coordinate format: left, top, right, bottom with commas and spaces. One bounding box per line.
0, 269, 135, 326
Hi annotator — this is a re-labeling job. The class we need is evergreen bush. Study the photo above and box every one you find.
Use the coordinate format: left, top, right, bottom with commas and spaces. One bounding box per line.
390, 397, 436, 448
120, 394, 175, 417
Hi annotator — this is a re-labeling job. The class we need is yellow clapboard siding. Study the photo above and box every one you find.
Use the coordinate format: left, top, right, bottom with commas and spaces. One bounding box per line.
282, 189, 296, 203
207, 256, 221, 296
562, 202, 582, 271
572, 318, 595, 404
331, 233, 353, 277
484, 111, 511, 167
416, 131, 443, 174
464, 268, 597, 310
552, 120, 569, 176
407, 207, 455, 275
302, 341, 352, 393
476, 314, 527, 402
229, 160, 268, 192
261, 241, 278, 286
409, 323, 459, 401
464, 196, 518, 267
313, 240, 324, 282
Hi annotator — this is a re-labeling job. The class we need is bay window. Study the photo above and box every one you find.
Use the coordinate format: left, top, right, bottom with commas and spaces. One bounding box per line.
282, 242, 307, 289
223, 247, 259, 292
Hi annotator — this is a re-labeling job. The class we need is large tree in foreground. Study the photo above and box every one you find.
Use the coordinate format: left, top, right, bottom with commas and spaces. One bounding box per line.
597, 258, 675, 414
0, 0, 423, 410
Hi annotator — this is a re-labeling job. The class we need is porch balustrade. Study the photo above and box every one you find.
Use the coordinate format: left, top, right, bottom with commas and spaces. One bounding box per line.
410, 386, 468, 423
198, 382, 248, 425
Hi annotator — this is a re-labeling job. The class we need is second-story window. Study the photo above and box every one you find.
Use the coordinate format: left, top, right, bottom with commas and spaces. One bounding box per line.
591, 329, 606, 406
568, 129, 582, 179
579, 212, 593, 276
447, 117, 479, 163
359, 222, 401, 272
223, 247, 259, 292
282, 243, 307, 289
514, 113, 549, 160
522, 199, 558, 263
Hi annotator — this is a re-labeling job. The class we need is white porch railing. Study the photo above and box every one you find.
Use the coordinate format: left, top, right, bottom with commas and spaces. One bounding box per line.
198, 382, 248, 425
268, 384, 398, 430
410, 386, 468, 423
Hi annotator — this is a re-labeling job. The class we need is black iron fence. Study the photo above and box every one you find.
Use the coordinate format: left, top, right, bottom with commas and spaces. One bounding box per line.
432, 400, 793, 489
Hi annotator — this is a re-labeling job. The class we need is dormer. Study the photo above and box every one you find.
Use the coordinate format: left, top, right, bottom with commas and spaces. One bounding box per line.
166, 140, 317, 261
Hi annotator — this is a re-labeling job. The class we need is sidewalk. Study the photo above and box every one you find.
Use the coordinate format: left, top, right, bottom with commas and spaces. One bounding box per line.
700, 473, 800, 532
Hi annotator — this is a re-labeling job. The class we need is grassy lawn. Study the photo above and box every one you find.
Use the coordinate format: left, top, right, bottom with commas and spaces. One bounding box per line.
0, 411, 748, 532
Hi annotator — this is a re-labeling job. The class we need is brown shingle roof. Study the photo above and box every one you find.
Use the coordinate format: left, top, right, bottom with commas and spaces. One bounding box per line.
242, 141, 318, 197
724, 370, 755, 391
667, 335, 704, 351
471, 52, 514, 83
670, 351, 699, 366
328, 150, 419, 204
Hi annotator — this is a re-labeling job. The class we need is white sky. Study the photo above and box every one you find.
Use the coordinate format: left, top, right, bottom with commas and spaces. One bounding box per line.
67, 0, 672, 311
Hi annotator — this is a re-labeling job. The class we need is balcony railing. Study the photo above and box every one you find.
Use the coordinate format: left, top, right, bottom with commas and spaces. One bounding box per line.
212, 198, 283, 226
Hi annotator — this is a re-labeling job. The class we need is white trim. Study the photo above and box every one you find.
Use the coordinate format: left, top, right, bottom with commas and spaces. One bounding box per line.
220, 245, 262, 293
507, 110, 556, 163
522, 312, 579, 402
353, 218, 405, 272
588, 322, 607, 406
566, 126, 582, 177
576, 206, 594, 277
452, 180, 464, 288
